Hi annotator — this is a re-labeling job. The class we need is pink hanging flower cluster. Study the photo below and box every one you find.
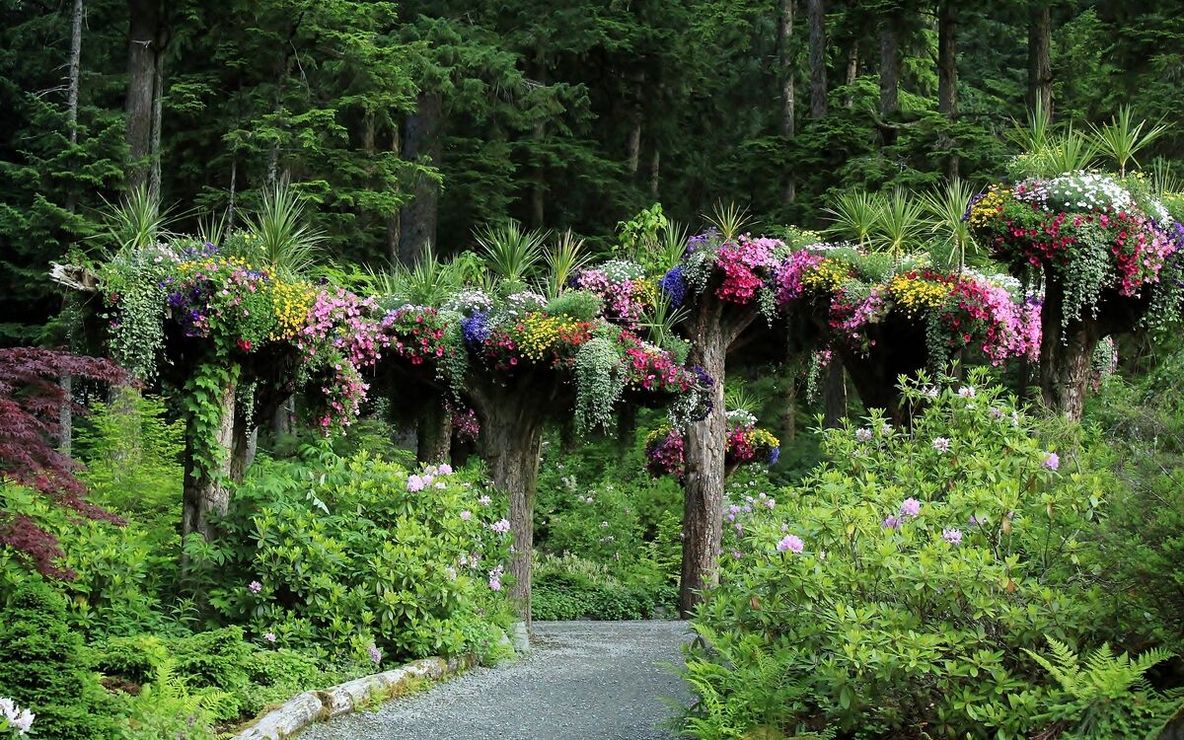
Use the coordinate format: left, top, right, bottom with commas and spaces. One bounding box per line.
774, 250, 825, 305
299, 289, 387, 428
714, 236, 783, 304
571, 268, 649, 327
383, 306, 448, 366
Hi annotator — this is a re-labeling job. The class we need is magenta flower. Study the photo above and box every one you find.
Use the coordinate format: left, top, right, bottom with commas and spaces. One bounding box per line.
776, 534, 804, 554
942, 528, 963, 545
1044, 452, 1060, 470
900, 498, 922, 518
248, 580, 262, 594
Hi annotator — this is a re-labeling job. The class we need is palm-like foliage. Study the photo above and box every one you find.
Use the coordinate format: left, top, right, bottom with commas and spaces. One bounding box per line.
1006, 101, 1053, 156
706, 201, 752, 241
475, 220, 547, 290
1041, 128, 1097, 176
196, 209, 229, 247
639, 293, 689, 354
870, 189, 927, 258
243, 180, 324, 278
542, 229, 590, 299
921, 178, 976, 270
373, 246, 461, 307
723, 384, 764, 414
824, 190, 881, 247
99, 184, 173, 255
657, 220, 690, 272
1090, 106, 1167, 176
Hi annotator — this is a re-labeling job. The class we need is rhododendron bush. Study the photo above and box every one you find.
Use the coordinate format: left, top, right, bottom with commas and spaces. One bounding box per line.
684, 372, 1169, 738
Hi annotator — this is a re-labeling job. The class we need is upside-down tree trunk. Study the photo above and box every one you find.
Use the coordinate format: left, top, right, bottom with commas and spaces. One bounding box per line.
182, 368, 238, 547
1038, 278, 1099, 420
416, 399, 453, 464
477, 391, 545, 624
399, 91, 443, 265
679, 301, 755, 617
1028, 3, 1052, 116
807, 0, 827, 120
822, 358, 847, 427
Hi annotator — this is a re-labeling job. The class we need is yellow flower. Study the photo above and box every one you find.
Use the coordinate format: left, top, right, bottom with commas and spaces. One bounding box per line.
889, 274, 950, 314
269, 280, 316, 340
515, 314, 585, 361
801, 259, 850, 293
967, 187, 1009, 229
747, 428, 780, 450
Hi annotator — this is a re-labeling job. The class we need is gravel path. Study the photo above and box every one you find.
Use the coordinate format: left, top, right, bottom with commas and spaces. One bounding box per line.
299, 620, 693, 740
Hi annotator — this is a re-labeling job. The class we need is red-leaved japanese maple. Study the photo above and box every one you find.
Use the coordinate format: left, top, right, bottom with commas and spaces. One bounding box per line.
0, 347, 127, 577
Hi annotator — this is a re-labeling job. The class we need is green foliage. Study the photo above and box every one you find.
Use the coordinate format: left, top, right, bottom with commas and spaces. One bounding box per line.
685, 372, 1124, 738
543, 290, 603, 321
197, 450, 513, 662
476, 220, 547, 290
0, 581, 119, 739
238, 179, 325, 278
531, 554, 675, 621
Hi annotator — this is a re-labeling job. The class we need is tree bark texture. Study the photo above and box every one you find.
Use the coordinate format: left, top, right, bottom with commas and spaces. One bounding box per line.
477, 391, 545, 624
1028, 4, 1052, 116
416, 399, 453, 464
937, 3, 958, 119
879, 18, 900, 118
125, 0, 160, 191
1038, 278, 1099, 421
845, 46, 858, 108
149, 27, 165, 199
679, 300, 756, 617
399, 91, 442, 265
807, 0, 827, 119
182, 370, 237, 546
68, 0, 83, 142
778, 0, 796, 203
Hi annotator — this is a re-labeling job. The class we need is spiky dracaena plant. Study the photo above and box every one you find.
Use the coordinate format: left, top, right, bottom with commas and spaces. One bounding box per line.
824, 190, 882, 247
242, 179, 324, 278
542, 229, 590, 300
1090, 106, 1168, 176
98, 184, 174, 255
921, 178, 976, 270
475, 220, 547, 292
870, 189, 927, 260
706, 201, 753, 241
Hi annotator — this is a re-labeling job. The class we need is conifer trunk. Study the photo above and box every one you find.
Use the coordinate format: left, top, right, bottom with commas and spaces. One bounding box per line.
844, 46, 858, 108
399, 91, 442, 265
937, 1, 959, 179
1028, 4, 1052, 116
807, 0, 827, 120
125, 0, 160, 190
879, 18, 900, 118
778, 0, 796, 204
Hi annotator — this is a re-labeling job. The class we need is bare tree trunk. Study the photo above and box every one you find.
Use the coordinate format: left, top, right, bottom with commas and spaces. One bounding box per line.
67, 0, 83, 143
1038, 278, 1098, 420
399, 91, 442, 265
387, 124, 402, 260
878, 18, 900, 118
649, 148, 660, 196
937, 1, 959, 179
531, 115, 545, 229
148, 27, 165, 199
182, 368, 238, 547
272, 395, 294, 436
227, 156, 237, 228
844, 46, 858, 108
125, 0, 160, 190
779, 0, 796, 204
478, 392, 545, 624
58, 374, 73, 456
1028, 3, 1052, 116
807, 0, 827, 119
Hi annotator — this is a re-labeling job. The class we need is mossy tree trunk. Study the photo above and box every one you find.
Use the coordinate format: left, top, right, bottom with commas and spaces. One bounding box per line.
182, 368, 238, 547
416, 399, 453, 464
679, 299, 755, 617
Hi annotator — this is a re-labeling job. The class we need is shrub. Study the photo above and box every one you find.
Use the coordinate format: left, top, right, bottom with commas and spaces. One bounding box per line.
199, 450, 513, 663
0, 581, 119, 739
531, 554, 675, 621
684, 372, 1153, 738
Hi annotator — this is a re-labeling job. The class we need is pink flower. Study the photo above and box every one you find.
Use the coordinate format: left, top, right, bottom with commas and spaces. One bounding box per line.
776, 534, 804, 554
882, 515, 900, 530
490, 519, 511, 534
932, 437, 951, 453
264, 632, 277, 644
407, 474, 426, 492
478, 495, 492, 506
1044, 451, 1060, 470
942, 528, 963, 545
900, 498, 922, 518
460, 510, 472, 521
248, 580, 262, 594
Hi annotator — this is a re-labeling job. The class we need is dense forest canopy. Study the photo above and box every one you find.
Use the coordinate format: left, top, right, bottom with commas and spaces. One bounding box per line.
2, 0, 1183, 345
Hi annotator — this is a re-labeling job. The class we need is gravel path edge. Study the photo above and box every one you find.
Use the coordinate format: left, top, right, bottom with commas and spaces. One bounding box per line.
229, 653, 481, 740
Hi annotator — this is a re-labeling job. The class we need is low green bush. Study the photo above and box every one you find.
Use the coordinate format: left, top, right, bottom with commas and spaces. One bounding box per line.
197, 448, 514, 663
684, 373, 1180, 738
531, 554, 676, 621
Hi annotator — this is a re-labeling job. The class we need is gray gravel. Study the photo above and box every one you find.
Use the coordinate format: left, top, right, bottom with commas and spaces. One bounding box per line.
299, 620, 693, 740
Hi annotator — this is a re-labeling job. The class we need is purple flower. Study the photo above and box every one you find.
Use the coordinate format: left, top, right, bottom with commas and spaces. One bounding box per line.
490, 518, 511, 534
731, 550, 743, 560
461, 312, 491, 346
900, 498, 922, 518
855, 427, 873, 442
407, 474, 426, 492
460, 510, 472, 521
1043, 452, 1060, 470
478, 495, 492, 506
776, 534, 804, 554
248, 580, 262, 594
264, 632, 277, 644
768, 446, 781, 465
488, 565, 504, 591
658, 266, 688, 308
932, 437, 951, 453
368, 644, 383, 665
942, 528, 963, 545
882, 515, 901, 530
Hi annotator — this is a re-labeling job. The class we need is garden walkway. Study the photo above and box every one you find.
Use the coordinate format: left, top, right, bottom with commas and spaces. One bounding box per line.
299, 620, 692, 740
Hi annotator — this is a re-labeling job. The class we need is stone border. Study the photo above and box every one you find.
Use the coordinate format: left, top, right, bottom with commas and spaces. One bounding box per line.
230, 654, 476, 740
